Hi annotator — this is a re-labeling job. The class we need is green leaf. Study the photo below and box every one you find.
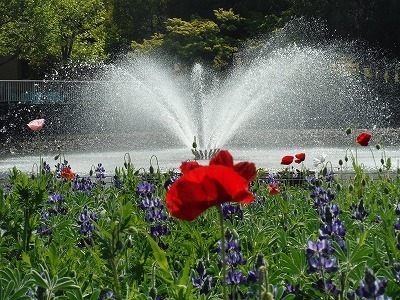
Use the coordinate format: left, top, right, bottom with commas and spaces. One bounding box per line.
386, 157, 391, 169
30, 270, 49, 289
54, 277, 80, 292
279, 252, 303, 275
144, 232, 174, 284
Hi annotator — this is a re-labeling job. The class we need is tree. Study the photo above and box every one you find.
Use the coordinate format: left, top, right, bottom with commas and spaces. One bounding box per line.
131, 9, 244, 70
0, 0, 107, 76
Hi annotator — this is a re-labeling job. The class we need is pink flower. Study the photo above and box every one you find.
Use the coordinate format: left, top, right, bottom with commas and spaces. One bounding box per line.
27, 119, 45, 131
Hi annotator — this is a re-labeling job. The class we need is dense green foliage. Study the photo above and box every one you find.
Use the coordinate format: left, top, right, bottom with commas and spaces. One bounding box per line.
0, 0, 399, 76
0, 138, 400, 299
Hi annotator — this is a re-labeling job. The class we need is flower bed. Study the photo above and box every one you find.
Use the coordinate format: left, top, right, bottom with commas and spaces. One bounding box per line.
0, 126, 399, 299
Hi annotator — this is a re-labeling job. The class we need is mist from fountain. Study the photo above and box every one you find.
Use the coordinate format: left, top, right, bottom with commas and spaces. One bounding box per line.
88, 19, 393, 151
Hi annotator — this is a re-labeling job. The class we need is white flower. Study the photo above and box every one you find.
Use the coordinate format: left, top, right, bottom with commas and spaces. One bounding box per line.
313, 154, 327, 167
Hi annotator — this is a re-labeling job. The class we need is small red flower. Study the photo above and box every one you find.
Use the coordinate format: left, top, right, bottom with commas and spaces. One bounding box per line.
166, 150, 256, 221
61, 167, 75, 180
295, 152, 306, 164
27, 119, 45, 131
268, 183, 280, 195
281, 155, 294, 165
357, 133, 372, 146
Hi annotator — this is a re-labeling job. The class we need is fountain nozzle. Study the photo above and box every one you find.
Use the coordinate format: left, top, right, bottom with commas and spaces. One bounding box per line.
191, 136, 219, 160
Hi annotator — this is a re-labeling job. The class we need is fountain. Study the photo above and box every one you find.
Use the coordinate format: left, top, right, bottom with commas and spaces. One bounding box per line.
1, 19, 399, 174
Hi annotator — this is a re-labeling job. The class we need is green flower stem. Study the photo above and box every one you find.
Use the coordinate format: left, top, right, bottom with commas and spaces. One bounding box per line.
36, 131, 42, 175
218, 205, 228, 300
110, 257, 122, 300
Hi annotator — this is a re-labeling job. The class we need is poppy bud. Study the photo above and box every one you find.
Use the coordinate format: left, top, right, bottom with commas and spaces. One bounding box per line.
336, 183, 342, 191
376, 144, 381, 150
255, 252, 266, 270
384, 187, 389, 194
54, 154, 60, 160
192, 136, 197, 149
124, 162, 128, 169
339, 159, 343, 166
362, 179, 366, 186
345, 156, 348, 162
348, 184, 354, 192
379, 168, 382, 173
262, 292, 274, 300
89, 169, 93, 176
149, 165, 154, 174
322, 167, 327, 176
380, 158, 384, 165
345, 127, 352, 135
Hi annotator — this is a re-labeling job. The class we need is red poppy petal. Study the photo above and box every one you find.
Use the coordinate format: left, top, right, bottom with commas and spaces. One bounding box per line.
356, 133, 372, 146
165, 165, 254, 221
166, 181, 210, 221
295, 152, 305, 161
281, 155, 294, 165
180, 161, 201, 173
209, 150, 234, 167
295, 159, 301, 164
233, 162, 257, 182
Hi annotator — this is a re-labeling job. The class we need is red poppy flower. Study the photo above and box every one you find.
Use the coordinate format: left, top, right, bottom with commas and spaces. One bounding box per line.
268, 183, 280, 195
61, 167, 75, 180
281, 155, 294, 165
295, 152, 306, 164
166, 150, 256, 221
356, 132, 372, 146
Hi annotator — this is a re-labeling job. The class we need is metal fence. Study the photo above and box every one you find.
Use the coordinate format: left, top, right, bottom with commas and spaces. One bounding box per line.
0, 80, 108, 105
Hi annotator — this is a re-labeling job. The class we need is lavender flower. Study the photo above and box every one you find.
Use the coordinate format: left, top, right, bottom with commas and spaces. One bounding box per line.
226, 270, 246, 285
95, 163, 106, 185
77, 206, 98, 248
312, 278, 340, 296
351, 198, 369, 221
355, 268, 389, 299
221, 203, 243, 221
192, 260, 215, 295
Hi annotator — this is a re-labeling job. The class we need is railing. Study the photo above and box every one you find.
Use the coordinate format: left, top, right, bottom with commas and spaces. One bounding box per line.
0, 80, 108, 105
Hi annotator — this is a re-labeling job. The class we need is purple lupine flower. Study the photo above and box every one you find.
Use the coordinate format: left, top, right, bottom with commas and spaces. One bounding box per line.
282, 283, 301, 298
226, 270, 246, 285
98, 291, 115, 299
77, 206, 98, 248
394, 218, 400, 231
113, 175, 122, 189
137, 181, 170, 245
95, 163, 106, 185
246, 269, 258, 284
351, 198, 369, 222
355, 268, 388, 299
137, 181, 155, 197
312, 278, 340, 296
221, 203, 243, 221
394, 263, 400, 283
306, 237, 338, 274
192, 275, 215, 295
150, 224, 170, 237
395, 203, 400, 215
73, 175, 96, 193
164, 173, 181, 190
192, 260, 215, 295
